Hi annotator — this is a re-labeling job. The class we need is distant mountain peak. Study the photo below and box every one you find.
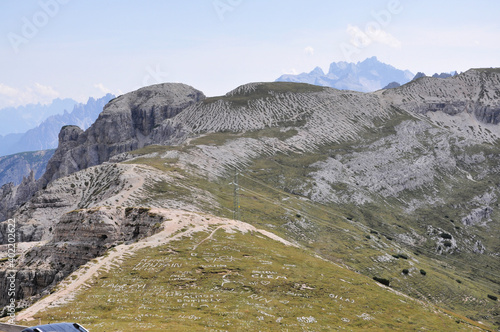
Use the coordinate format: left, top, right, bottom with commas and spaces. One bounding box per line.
360, 55, 379, 63
382, 81, 401, 89
311, 66, 325, 76
412, 72, 427, 80
276, 57, 414, 92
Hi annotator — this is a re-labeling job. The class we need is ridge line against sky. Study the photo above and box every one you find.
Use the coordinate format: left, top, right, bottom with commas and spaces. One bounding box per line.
1, 0, 499, 109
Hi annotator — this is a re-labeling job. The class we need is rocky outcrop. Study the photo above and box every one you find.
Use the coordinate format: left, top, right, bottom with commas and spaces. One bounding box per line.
383, 82, 401, 89
39, 83, 204, 186
411, 72, 426, 80
473, 105, 500, 124
40, 125, 84, 186
0, 206, 165, 306
462, 206, 493, 226
54, 207, 164, 244
0, 171, 37, 221
0, 84, 205, 223
0, 183, 15, 221
432, 72, 454, 79
0, 163, 146, 244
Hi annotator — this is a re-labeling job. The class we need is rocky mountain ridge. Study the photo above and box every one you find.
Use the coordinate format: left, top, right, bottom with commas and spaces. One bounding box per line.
1, 69, 499, 226
0, 69, 498, 224
41, 84, 204, 184
0, 84, 204, 221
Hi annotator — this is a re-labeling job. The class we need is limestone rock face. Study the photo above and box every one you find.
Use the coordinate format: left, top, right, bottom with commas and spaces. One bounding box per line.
0, 163, 145, 245
0, 183, 15, 222
53, 207, 164, 245
474, 105, 500, 124
42, 125, 84, 184
0, 206, 164, 306
0, 269, 62, 304
39, 83, 205, 187
0, 171, 37, 222
0, 84, 203, 222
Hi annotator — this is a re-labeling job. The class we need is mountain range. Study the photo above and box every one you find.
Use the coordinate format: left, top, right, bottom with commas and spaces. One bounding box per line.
0, 99, 78, 136
0, 150, 54, 187
276, 56, 415, 92
0, 69, 499, 330
0, 94, 114, 158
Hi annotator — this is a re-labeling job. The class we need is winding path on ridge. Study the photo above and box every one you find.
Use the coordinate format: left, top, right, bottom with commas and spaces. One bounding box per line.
15, 209, 297, 322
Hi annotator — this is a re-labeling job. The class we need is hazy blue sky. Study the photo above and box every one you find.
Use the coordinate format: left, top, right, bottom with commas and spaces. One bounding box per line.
1, 0, 499, 108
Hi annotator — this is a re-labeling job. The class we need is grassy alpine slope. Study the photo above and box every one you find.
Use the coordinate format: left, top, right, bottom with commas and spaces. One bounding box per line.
119, 98, 500, 328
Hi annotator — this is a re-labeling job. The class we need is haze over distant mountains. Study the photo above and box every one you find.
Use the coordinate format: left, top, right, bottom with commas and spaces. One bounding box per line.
276, 56, 414, 92
0, 150, 54, 187
0, 94, 114, 157
0, 98, 78, 136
